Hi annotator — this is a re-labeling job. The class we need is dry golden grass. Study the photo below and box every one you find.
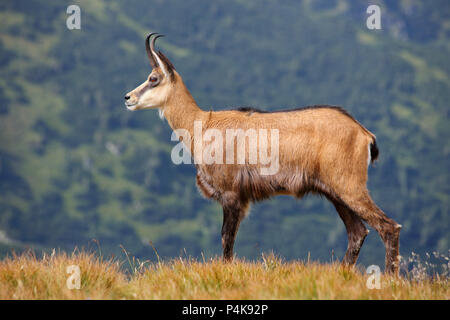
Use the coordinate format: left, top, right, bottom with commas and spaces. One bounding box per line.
0, 250, 448, 300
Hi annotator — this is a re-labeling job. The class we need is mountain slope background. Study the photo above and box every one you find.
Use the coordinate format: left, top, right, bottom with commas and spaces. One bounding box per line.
0, 0, 448, 268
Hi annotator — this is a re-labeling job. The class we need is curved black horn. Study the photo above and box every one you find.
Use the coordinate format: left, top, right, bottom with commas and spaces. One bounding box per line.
145, 32, 158, 68
150, 34, 165, 56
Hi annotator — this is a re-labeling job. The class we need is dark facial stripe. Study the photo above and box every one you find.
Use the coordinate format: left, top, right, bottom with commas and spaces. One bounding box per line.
135, 81, 152, 99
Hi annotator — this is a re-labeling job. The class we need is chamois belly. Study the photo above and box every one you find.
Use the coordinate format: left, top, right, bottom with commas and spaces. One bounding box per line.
196, 165, 322, 203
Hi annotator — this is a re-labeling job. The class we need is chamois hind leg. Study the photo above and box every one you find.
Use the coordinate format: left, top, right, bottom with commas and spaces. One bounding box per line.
329, 198, 369, 266
220, 192, 249, 262
339, 190, 401, 274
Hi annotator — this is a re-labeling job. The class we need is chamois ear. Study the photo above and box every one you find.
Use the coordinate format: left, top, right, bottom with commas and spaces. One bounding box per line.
156, 50, 175, 82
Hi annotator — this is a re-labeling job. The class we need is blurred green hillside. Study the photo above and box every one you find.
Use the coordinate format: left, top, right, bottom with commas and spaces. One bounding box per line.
0, 0, 448, 268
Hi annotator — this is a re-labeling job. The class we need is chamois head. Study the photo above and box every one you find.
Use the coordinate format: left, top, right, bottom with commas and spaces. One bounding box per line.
125, 33, 176, 111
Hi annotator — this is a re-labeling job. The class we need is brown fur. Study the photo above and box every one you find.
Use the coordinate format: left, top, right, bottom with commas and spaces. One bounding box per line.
125, 35, 401, 274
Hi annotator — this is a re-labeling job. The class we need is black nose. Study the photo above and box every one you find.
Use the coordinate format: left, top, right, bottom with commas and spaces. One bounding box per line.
124, 95, 130, 100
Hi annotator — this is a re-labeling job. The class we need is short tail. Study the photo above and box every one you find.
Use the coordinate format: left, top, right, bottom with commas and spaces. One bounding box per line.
370, 138, 379, 164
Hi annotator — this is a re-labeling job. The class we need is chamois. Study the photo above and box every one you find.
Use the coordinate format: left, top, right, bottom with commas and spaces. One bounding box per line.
125, 33, 401, 274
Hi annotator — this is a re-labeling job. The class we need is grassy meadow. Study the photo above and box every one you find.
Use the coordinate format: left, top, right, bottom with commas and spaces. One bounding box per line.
0, 250, 448, 300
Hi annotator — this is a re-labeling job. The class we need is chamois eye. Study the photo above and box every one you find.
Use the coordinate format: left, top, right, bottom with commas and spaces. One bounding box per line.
149, 76, 158, 83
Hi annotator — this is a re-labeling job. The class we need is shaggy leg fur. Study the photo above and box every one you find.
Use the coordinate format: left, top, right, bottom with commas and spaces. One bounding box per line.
331, 200, 369, 266
220, 193, 249, 262
341, 191, 401, 274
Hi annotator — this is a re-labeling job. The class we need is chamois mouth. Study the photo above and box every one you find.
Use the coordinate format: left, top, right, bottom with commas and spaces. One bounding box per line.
125, 102, 138, 111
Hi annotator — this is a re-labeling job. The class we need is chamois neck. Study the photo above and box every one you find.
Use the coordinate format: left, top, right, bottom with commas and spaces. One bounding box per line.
161, 74, 206, 135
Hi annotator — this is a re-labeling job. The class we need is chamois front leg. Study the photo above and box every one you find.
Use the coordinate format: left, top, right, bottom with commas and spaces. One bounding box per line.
220, 193, 248, 262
